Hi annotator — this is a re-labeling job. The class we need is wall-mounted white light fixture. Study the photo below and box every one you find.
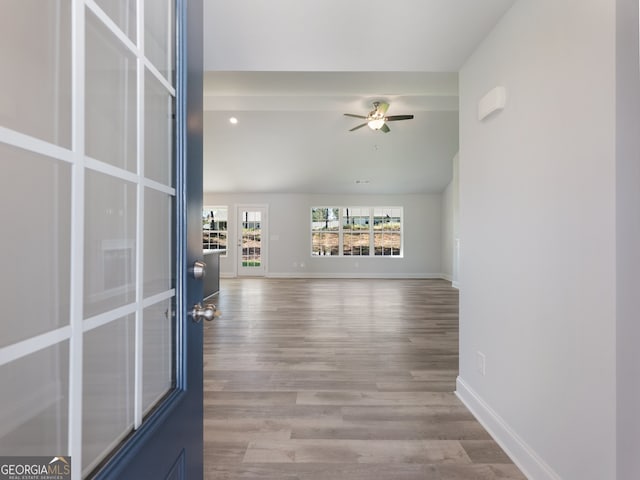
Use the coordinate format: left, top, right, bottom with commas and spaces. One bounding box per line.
478, 86, 507, 121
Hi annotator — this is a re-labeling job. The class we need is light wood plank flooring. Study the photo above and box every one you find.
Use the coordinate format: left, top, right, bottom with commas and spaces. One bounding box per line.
204, 278, 525, 480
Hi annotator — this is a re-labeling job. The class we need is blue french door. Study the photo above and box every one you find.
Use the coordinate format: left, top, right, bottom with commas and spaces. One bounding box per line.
0, 0, 204, 478
93, 0, 205, 478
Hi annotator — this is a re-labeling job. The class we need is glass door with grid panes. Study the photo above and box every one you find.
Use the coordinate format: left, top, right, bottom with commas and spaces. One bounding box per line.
237, 206, 266, 276
0, 1, 204, 479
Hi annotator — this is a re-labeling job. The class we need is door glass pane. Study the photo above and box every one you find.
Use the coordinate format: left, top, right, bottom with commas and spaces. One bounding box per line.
82, 315, 135, 475
86, 8, 137, 172
0, 0, 71, 147
143, 299, 173, 414
84, 170, 137, 318
145, 0, 174, 82
94, 0, 136, 41
145, 69, 173, 185
0, 342, 69, 456
241, 211, 261, 267
144, 188, 172, 298
0, 143, 71, 347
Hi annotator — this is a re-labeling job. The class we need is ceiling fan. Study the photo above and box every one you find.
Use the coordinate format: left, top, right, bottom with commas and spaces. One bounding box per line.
344, 101, 414, 133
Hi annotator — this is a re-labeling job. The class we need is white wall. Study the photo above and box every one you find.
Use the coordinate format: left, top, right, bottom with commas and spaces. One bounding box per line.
204, 192, 443, 278
458, 1, 616, 479
616, 0, 640, 478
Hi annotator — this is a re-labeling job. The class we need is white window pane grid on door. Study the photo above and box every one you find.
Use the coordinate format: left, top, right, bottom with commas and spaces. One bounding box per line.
241, 211, 262, 267
0, 1, 177, 478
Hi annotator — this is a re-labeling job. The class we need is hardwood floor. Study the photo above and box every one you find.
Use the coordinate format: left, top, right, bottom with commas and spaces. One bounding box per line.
203, 278, 525, 480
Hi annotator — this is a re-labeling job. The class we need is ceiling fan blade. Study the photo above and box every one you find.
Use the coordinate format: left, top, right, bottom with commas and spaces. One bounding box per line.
344, 113, 368, 119
376, 102, 390, 115
380, 123, 390, 133
349, 123, 368, 131
385, 115, 414, 121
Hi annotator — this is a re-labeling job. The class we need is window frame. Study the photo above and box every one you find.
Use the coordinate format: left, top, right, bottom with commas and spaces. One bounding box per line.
202, 205, 228, 256
310, 206, 403, 258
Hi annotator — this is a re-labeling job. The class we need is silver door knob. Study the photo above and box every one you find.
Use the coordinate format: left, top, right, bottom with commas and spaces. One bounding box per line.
190, 260, 206, 280
190, 303, 221, 323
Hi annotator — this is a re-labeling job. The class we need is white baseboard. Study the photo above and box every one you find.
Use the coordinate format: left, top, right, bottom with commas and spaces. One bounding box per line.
221, 272, 457, 281
265, 272, 447, 279
452, 280, 460, 289
456, 376, 561, 480
441, 273, 453, 281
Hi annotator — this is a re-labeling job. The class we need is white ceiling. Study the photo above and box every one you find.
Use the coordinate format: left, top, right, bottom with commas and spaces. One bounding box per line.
202, 0, 516, 195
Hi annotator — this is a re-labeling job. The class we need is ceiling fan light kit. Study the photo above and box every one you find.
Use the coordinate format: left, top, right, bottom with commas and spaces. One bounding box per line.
368, 118, 385, 130
345, 101, 414, 133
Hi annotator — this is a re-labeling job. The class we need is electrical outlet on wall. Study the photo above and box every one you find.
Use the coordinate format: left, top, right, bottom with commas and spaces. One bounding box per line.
477, 351, 486, 376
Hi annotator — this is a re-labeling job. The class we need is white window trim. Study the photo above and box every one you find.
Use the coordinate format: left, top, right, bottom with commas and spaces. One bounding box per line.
203, 205, 229, 256
310, 206, 404, 258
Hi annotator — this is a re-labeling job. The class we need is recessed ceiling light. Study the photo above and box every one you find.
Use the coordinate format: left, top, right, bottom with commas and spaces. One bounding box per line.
229, 117, 238, 124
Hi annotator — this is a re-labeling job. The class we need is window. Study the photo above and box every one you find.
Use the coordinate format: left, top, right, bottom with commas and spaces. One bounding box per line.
311, 208, 339, 256
311, 206, 403, 257
343, 207, 370, 256
203, 206, 228, 255
373, 207, 402, 256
